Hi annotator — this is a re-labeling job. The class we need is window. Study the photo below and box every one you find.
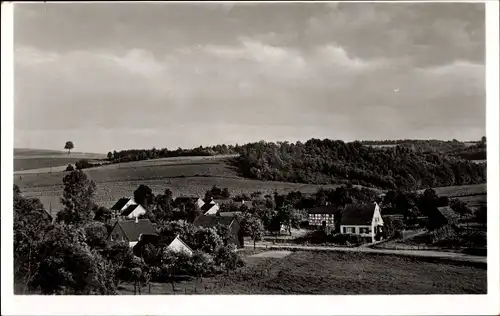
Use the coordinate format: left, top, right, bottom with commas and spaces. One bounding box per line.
342, 227, 347, 233
349, 227, 356, 234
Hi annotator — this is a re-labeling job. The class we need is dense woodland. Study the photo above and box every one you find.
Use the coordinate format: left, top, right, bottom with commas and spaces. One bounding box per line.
236, 139, 486, 190
102, 138, 486, 190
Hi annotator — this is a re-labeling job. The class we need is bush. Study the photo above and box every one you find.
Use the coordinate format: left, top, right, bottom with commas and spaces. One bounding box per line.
75, 159, 93, 170
393, 229, 404, 239
65, 164, 75, 171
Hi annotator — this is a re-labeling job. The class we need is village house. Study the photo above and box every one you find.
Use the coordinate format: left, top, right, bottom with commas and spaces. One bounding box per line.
201, 202, 219, 215
340, 202, 384, 243
193, 214, 244, 248
307, 204, 336, 228
110, 197, 146, 219
107, 218, 157, 248
163, 235, 194, 256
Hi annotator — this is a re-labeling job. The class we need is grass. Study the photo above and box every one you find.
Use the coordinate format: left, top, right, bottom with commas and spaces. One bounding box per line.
118, 251, 486, 295
15, 156, 343, 211
14, 148, 106, 171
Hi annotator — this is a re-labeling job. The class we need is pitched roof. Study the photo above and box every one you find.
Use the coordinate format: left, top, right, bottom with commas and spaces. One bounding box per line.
308, 205, 337, 215
437, 206, 460, 223
114, 219, 157, 242
168, 235, 194, 253
111, 198, 131, 211
121, 204, 140, 216
201, 203, 217, 212
340, 203, 377, 226
193, 215, 235, 228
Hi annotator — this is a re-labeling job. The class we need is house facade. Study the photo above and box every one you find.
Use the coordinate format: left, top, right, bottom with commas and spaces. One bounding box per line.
307, 205, 336, 228
340, 202, 384, 243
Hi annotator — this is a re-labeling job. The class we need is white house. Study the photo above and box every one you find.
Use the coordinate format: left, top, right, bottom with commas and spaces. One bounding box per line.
120, 204, 147, 219
166, 235, 194, 256
340, 202, 384, 243
110, 197, 146, 219
201, 202, 220, 215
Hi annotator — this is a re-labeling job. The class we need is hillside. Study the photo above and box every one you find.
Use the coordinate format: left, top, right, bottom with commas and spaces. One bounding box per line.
235, 139, 486, 190
14, 148, 107, 171
14, 155, 346, 213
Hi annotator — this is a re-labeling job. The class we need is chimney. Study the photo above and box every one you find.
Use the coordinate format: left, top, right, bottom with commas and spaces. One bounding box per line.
135, 216, 139, 223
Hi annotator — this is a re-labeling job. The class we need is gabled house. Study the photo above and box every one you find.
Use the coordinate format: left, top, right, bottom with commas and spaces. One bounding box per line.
110, 197, 146, 219
428, 206, 460, 230
193, 215, 244, 248
307, 205, 337, 228
165, 235, 194, 256
201, 202, 219, 215
107, 218, 157, 248
340, 202, 384, 243
120, 204, 147, 219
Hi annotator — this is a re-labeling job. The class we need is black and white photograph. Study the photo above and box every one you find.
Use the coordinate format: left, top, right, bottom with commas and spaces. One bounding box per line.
1, 1, 499, 315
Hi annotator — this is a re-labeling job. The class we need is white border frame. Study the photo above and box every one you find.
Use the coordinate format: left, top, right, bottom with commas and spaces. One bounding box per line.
2, 1, 499, 315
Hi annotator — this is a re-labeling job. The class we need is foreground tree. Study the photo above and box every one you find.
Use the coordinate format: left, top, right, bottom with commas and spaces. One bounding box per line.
57, 170, 96, 225
64, 141, 74, 154
14, 187, 53, 293
31, 224, 116, 294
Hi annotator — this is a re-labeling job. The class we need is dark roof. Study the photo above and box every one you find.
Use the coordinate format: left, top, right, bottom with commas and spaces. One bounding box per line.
308, 205, 337, 215
193, 215, 235, 228
111, 198, 131, 211
114, 219, 157, 242
121, 204, 139, 216
437, 206, 460, 223
201, 203, 217, 212
340, 203, 377, 226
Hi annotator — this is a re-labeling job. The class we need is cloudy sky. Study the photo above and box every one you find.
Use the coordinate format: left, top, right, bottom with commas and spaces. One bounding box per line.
14, 2, 485, 153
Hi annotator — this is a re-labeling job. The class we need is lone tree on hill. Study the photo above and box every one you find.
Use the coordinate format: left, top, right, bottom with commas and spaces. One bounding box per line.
64, 141, 74, 154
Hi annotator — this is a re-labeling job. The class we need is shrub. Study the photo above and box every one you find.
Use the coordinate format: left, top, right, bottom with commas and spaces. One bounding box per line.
75, 159, 93, 170
65, 164, 75, 171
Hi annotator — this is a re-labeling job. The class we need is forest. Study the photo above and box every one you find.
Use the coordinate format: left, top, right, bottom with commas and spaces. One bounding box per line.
235, 139, 486, 190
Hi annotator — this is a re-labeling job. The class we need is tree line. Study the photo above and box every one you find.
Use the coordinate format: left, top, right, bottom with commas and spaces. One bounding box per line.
235, 139, 486, 190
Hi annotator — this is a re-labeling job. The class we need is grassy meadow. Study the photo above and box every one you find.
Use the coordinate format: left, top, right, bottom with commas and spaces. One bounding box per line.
117, 250, 486, 295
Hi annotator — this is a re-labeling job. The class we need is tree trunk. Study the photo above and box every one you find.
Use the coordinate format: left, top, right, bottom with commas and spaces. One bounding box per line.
134, 282, 137, 295
149, 283, 151, 294
253, 239, 256, 249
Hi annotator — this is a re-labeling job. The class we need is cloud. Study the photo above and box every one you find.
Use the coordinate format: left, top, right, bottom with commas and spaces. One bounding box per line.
13, 2, 486, 152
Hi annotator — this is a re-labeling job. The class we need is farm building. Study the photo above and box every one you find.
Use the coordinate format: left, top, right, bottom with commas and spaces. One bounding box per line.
428, 206, 460, 230
193, 215, 244, 248
307, 205, 337, 228
340, 202, 384, 243
107, 218, 157, 248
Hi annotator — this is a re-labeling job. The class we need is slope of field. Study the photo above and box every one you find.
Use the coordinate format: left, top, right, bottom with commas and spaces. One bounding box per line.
117, 250, 486, 295
15, 156, 345, 211
14, 148, 106, 171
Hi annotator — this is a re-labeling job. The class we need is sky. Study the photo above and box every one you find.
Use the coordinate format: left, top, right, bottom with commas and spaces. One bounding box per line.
14, 2, 485, 153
